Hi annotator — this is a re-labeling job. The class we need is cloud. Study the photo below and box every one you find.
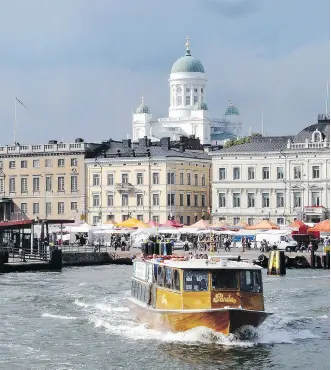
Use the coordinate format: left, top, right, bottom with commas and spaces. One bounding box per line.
203, 0, 261, 18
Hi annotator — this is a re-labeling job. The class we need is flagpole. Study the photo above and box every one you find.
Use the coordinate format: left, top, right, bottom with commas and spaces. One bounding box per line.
14, 97, 17, 144
261, 107, 264, 137
326, 79, 329, 116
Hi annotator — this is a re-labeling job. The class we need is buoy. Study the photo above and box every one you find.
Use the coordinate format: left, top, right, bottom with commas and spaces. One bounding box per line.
267, 250, 286, 275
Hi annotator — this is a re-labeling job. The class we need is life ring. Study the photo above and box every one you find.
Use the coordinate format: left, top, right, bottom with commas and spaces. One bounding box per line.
258, 254, 267, 263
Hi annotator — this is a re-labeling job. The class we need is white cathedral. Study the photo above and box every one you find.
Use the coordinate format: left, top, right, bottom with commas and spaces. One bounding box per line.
132, 37, 243, 145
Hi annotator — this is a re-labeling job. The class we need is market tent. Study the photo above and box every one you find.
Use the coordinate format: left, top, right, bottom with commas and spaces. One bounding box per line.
63, 222, 91, 233
308, 219, 330, 232
211, 220, 230, 228
116, 217, 141, 228
136, 221, 150, 229
163, 220, 184, 228
148, 220, 162, 227
104, 219, 117, 225
184, 219, 211, 229
234, 221, 249, 229
289, 220, 309, 234
246, 220, 280, 230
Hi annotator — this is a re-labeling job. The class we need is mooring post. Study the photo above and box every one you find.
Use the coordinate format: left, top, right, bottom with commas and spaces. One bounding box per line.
49, 247, 63, 270
267, 250, 286, 275
310, 248, 315, 268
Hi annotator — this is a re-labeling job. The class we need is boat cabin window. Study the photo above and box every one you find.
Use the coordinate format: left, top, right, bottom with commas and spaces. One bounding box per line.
156, 266, 180, 291
240, 270, 262, 293
212, 269, 238, 290
184, 270, 209, 292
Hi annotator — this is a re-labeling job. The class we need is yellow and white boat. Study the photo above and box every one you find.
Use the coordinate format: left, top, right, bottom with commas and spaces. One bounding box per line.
128, 254, 272, 336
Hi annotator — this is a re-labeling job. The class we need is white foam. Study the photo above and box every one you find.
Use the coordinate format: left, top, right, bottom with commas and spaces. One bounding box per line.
42, 313, 77, 320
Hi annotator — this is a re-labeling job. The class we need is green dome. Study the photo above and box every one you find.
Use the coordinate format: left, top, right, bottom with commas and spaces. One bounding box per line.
136, 97, 150, 114
171, 37, 205, 73
225, 102, 239, 115
193, 99, 208, 111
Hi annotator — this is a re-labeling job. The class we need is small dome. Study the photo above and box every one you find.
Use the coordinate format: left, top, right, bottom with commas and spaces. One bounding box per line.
293, 115, 330, 143
225, 102, 240, 116
135, 97, 150, 114
193, 98, 208, 111
171, 37, 205, 74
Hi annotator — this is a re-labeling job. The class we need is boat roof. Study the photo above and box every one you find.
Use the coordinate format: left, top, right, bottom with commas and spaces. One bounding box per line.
139, 255, 262, 270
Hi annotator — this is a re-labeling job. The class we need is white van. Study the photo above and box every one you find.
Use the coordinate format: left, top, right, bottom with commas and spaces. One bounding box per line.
255, 233, 298, 252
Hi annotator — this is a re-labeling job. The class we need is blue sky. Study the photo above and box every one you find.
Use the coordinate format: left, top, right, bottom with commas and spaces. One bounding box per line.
0, 0, 329, 144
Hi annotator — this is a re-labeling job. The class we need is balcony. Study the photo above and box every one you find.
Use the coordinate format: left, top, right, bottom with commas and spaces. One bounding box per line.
114, 183, 134, 193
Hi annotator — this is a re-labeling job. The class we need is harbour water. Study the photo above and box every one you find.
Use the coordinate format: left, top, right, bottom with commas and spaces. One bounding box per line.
0, 266, 329, 370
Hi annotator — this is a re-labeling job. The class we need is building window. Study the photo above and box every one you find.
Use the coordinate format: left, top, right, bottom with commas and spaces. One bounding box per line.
187, 173, 191, 185
21, 178, 28, 193
276, 193, 284, 208
167, 172, 175, 185
247, 193, 255, 208
93, 174, 100, 186
71, 202, 77, 211
202, 175, 206, 186
9, 178, 15, 192
92, 194, 100, 207
247, 217, 254, 226
71, 176, 78, 192
33, 177, 40, 192
0, 178, 3, 192
185, 96, 190, 105
193, 96, 198, 104
219, 193, 226, 207
194, 88, 198, 93
194, 194, 198, 207
201, 194, 206, 207
262, 193, 270, 208
187, 194, 191, 206
33, 160, 40, 168
277, 167, 284, 179
233, 193, 240, 207
180, 216, 184, 224
46, 202, 52, 215
312, 166, 320, 179
153, 216, 160, 223
57, 177, 65, 192
248, 167, 255, 180
194, 215, 198, 223
180, 173, 184, 185
137, 215, 144, 221
177, 96, 182, 105
122, 194, 128, 206
219, 168, 226, 180
21, 160, 27, 168
21, 203, 28, 214
33, 203, 39, 215
293, 166, 301, 179
107, 194, 114, 207
293, 192, 301, 208
0, 161, 3, 169
186, 88, 190, 93
233, 217, 240, 225
46, 176, 52, 192
9, 161, 15, 169
201, 88, 204, 93
180, 194, 184, 206
122, 173, 128, 184
58, 159, 65, 167
194, 174, 198, 186
276, 217, 285, 225
45, 159, 53, 167
152, 173, 159, 185
311, 192, 320, 206
71, 158, 78, 166
187, 216, 191, 225
152, 194, 159, 206
137, 194, 144, 206
93, 216, 99, 224
137, 173, 143, 185
233, 167, 240, 180
58, 202, 64, 214
167, 194, 175, 206
107, 174, 114, 186
262, 167, 270, 180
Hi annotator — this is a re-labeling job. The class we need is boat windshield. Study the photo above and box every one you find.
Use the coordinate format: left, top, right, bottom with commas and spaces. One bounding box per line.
211, 269, 238, 290
240, 270, 262, 293
184, 270, 209, 292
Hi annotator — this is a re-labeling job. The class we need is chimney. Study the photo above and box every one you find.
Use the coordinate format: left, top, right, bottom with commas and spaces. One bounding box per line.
179, 143, 185, 152
160, 137, 170, 150
122, 139, 132, 148
138, 136, 149, 147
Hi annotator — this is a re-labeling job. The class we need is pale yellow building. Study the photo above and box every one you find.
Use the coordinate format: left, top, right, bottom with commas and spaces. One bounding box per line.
85, 137, 211, 225
0, 139, 102, 221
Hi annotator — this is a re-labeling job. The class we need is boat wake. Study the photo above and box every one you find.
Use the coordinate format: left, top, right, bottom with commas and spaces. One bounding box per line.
72, 291, 322, 347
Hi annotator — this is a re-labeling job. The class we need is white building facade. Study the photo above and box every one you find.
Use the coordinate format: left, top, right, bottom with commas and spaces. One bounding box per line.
210, 115, 330, 226
132, 38, 242, 145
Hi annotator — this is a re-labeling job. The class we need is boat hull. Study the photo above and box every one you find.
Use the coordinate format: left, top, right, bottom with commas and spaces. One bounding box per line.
128, 298, 271, 336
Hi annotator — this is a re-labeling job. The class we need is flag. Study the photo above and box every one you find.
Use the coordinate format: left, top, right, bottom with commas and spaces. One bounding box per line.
16, 97, 28, 111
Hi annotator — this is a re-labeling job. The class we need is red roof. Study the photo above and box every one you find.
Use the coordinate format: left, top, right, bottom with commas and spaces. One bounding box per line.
0, 220, 32, 228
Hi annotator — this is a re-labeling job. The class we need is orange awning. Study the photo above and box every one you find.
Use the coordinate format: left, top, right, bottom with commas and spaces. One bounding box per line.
246, 220, 280, 230
308, 219, 330, 232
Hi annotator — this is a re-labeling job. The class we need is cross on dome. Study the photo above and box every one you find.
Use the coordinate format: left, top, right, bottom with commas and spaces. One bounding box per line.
185, 36, 191, 56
